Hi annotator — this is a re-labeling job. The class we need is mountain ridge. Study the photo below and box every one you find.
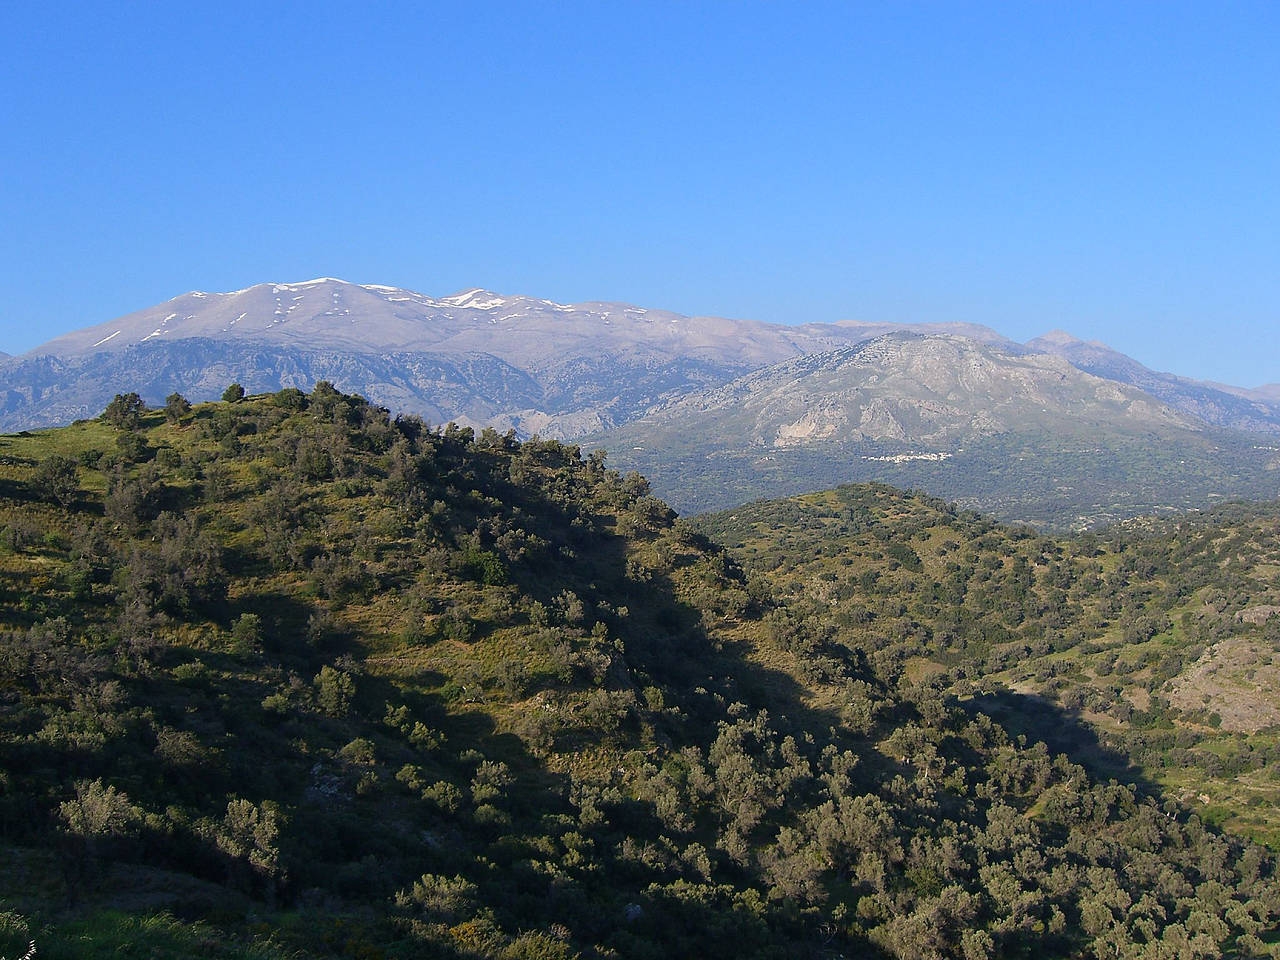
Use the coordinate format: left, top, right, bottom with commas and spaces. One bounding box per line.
633, 332, 1202, 444
1026, 329, 1280, 434
15, 280, 1273, 428
25, 277, 1030, 375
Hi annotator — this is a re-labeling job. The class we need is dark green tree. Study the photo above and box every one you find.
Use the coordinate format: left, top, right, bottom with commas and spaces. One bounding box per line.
34, 454, 79, 507
164, 392, 192, 423
222, 383, 246, 403
103, 392, 145, 429
115, 429, 150, 462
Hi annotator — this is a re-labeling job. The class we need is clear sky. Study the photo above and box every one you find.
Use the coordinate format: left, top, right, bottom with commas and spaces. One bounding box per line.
1, 1, 1277, 385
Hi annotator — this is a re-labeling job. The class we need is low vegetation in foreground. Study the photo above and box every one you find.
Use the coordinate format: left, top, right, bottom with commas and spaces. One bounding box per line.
0, 387, 1277, 958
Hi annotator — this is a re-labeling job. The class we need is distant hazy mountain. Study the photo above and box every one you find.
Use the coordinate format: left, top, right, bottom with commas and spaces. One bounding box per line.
31, 279, 810, 361
0, 341, 543, 431
1203, 380, 1280, 405
617, 333, 1200, 447
1026, 330, 1280, 434
587, 333, 1280, 527
1, 278, 1015, 434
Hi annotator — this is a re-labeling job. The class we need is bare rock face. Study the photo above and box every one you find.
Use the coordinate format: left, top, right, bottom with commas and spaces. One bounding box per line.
774, 402, 852, 446
1237, 605, 1280, 626
1166, 637, 1280, 733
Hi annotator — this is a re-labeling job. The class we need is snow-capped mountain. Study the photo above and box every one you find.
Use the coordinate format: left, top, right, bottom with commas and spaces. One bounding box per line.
30, 278, 840, 366
3, 279, 1279, 444
4, 278, 1018, 434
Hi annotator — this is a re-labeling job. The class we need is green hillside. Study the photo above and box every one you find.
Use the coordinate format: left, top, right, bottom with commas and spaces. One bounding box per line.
695, 484, 1280, 848
0, 387, 1277, 959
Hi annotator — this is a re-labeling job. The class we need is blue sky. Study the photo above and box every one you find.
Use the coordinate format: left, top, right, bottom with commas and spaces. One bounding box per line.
1, 1, 1277, 385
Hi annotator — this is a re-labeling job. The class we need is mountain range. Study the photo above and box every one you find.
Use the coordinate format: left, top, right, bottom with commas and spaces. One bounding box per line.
6, 277, 1025, 434
14, 277, 1279, 434
4, 278, 1280, 526
586, 335, 1280, 527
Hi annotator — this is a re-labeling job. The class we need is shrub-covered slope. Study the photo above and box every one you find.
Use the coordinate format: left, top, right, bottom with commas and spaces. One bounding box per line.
696, 485, 1280, 848
0, 388, 1277, 959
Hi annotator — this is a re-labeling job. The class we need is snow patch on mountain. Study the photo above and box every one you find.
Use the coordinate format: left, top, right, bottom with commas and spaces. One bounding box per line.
440, 289, 510, 309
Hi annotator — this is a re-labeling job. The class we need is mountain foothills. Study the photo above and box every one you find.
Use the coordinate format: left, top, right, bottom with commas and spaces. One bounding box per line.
2, 387, 1279, 959
6, 279, 1280, 527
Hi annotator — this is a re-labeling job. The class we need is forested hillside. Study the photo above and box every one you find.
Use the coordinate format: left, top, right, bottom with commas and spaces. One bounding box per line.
0, 388, 1277, 959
